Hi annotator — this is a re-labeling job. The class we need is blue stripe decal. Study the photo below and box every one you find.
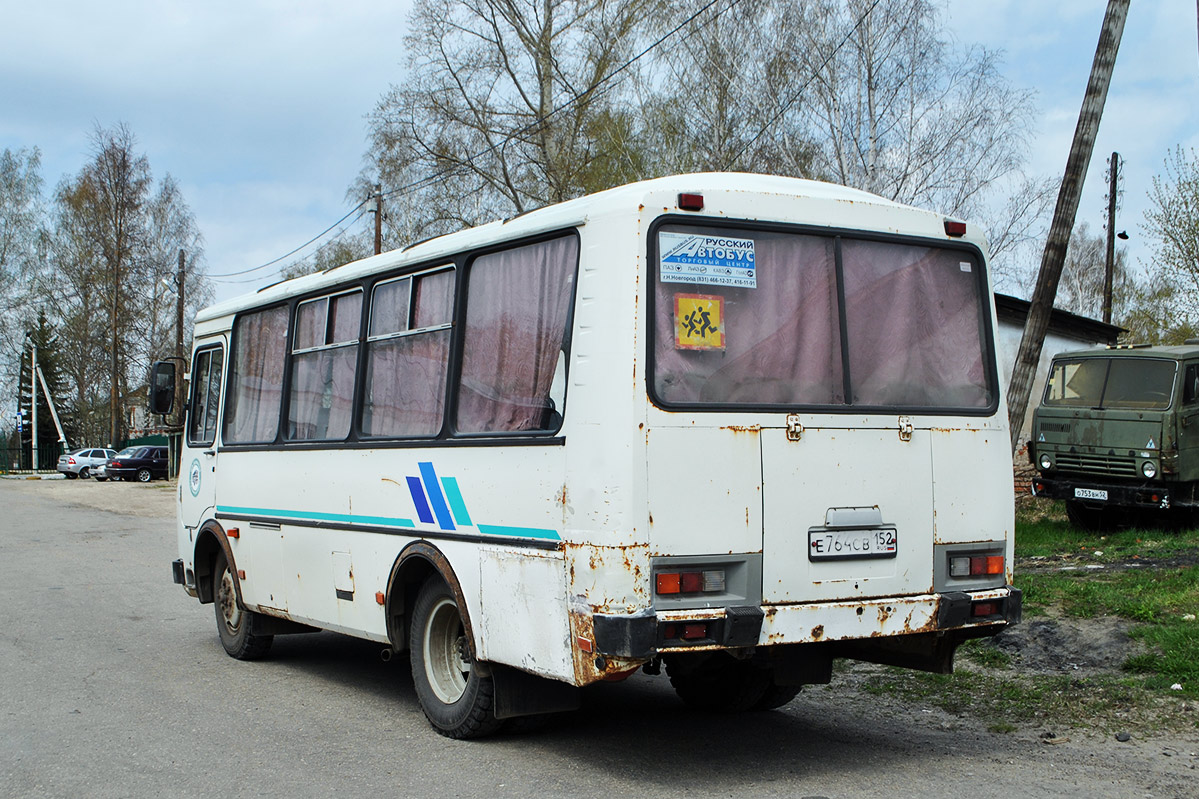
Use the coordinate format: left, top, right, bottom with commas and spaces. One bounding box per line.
406, 476, 434, 524
441, 477, 473, 527
217, 505, 415, 528
418, 461, 455, 531
477, 524, 561, 541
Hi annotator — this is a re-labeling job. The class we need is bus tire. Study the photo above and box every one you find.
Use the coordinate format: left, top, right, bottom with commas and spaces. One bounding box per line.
752, 682, 802, 710
409, 577, 502, 739
665, 653, 772, 712
214, 550, 273, 660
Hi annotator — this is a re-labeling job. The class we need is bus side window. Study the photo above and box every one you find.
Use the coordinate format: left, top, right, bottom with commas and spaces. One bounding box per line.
456, 235, 577, 434
1185, 364, 1199, 405
188, 347, 223, 447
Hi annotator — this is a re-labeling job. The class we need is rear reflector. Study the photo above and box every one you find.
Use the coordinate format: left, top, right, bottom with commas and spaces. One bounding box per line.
682, 623, 708, 640
678, 193, 704, 211
972, 601, 1000, 617
944, 219, 967, 237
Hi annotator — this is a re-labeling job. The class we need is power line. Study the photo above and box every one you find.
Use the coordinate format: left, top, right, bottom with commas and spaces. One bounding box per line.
207, 199, 369, 279
211, 207, 370, 284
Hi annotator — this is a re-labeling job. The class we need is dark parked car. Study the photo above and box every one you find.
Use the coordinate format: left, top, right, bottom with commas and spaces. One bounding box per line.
105, 446, 169, 483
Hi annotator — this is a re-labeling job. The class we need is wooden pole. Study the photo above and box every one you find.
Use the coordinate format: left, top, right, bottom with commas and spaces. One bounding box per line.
1007, 0, 1129, 451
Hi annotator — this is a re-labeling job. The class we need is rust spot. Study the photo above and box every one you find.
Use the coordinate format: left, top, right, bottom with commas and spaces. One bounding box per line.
557, 484, 568, 507
811, 624, 825, 640
721, 424, 761, 434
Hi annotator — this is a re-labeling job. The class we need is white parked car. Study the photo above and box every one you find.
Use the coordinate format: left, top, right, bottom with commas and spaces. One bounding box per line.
56, 448, 117, 479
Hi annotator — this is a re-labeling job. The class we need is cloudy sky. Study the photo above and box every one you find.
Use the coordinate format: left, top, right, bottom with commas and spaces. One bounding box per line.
3, 1, 1197, 306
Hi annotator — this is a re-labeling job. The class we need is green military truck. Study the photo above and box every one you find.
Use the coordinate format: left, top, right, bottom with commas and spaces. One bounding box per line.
1029, 343, 1199, 529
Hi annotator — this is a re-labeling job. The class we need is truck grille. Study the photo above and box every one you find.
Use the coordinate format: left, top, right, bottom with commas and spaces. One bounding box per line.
1056, 453, 1137, 477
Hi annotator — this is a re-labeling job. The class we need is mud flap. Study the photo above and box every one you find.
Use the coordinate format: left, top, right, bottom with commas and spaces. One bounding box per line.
490, 663, 581, 720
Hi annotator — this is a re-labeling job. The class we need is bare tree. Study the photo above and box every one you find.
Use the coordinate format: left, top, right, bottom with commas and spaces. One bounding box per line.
47, 124, 210, 446
1143, 145, 1199, 322
1056, 221, 1131, 319
0, 148, 46, 407
365, 0, 664, 234
791, 0, 1044, 232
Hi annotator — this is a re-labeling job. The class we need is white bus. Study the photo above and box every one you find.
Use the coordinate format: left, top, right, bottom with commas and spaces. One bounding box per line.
157, 173, 1021, 738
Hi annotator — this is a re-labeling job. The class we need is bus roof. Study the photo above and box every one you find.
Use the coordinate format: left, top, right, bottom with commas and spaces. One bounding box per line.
197, 172, 973, 324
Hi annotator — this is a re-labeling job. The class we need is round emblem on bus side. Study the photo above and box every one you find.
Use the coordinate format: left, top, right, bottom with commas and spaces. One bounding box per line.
189, 459, 202, 497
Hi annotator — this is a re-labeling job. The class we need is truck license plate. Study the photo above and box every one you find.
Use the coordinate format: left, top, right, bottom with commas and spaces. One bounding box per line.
809, 528, 897, 561
1074, 487, 1108, 501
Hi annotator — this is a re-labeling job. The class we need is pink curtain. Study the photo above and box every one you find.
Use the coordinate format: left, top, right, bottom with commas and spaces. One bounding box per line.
362, 269, 455, 437
841, 240, 988, 408
654, 230, 842, 404
224, 305, 289, 443
456, 236, 577, 432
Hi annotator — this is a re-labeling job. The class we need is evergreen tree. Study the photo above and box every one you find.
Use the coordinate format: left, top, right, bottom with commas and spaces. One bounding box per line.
17, 310, 75, 469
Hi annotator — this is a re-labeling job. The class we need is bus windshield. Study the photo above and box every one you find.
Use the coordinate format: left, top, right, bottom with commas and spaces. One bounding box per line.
651, 224, 994, 411
1044, 357, 1176, 410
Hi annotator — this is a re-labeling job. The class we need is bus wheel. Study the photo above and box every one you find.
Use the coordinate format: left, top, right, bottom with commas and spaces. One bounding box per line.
213, 550, 273, 660
409, 577, 502, 739
665, 653, 772, 712
753, 682, 802, 710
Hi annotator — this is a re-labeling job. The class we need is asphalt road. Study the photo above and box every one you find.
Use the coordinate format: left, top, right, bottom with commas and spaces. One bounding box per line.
2, 479, 1196, 798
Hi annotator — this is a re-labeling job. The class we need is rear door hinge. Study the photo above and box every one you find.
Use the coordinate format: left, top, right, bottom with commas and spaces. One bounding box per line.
786, 414, 804, 442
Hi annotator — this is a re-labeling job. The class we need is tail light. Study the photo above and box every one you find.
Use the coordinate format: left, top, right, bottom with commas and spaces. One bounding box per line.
68, 457, 76, 465
655, 569, 726, 595
949, 554, 1005, 578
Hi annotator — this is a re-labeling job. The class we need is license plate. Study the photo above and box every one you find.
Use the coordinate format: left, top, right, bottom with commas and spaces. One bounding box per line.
1074, 487, 1108, 501
809, 528, 897, 561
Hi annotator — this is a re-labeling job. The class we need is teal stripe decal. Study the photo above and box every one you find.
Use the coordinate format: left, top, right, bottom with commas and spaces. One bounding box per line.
217, 505, 415, 528
476, 524, 561, 541
441, 477, 473, 527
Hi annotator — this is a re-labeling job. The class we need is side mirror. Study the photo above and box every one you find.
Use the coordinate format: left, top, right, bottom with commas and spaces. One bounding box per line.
150, 361, 177, 415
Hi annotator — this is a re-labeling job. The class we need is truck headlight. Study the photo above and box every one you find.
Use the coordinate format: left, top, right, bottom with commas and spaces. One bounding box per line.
1039, 453, 1053, 470
1142, 461, 1157, 479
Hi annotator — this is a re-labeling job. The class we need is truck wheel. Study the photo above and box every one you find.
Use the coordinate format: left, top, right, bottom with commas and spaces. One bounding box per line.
214, 550, 273, 660
666, 653, 772, 712
1065, 500, 1113, 531
409, 577, 502, 738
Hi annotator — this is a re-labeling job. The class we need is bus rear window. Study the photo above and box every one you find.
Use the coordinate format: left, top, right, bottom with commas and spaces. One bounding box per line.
651, 225, 993, 411
1044, 358, 1176, 410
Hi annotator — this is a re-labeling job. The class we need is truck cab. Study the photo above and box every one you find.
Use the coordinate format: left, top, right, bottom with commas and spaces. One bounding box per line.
1029, 344, 1199, 528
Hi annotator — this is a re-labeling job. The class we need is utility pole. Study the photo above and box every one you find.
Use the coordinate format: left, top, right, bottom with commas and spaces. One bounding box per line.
1103, 152, 1119, 324
1007, 0, 1129, 451
372, 183, 383, 255
29, 335, 38, 472
176, 249, 186, 426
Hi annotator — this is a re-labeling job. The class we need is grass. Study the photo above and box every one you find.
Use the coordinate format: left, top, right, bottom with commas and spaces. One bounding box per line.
844, 499, 1199, 733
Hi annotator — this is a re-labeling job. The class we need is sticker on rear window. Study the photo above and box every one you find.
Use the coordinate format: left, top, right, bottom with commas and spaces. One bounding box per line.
674, 293, 725, 351
660, 232, 756, 288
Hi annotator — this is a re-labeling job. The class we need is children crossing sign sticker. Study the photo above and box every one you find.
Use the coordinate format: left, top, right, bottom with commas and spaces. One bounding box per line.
660, 232, 756, 288
674, 293, 725, 351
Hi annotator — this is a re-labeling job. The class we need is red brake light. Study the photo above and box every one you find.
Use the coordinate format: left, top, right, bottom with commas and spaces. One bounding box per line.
68, 458, 76, 465
944, 219, 966, 237
678, 193, 704, 211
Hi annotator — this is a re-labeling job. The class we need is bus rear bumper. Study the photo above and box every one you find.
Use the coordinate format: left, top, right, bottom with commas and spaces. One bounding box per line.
592, 586, 1021, 660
